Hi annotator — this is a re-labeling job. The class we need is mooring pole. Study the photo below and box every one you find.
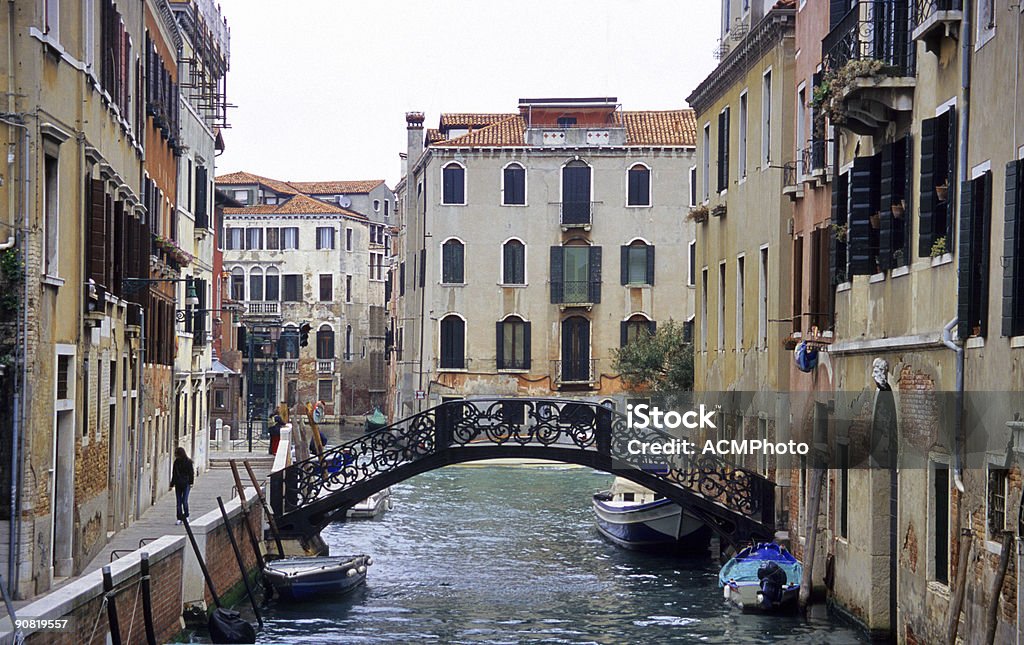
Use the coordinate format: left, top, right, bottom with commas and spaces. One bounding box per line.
182, 517, 221, 608
139, 553, 157, 645
216, 496, 263, 628
102, 566, 123, 645
244, 459, 285, 557
229, 460, 267, 571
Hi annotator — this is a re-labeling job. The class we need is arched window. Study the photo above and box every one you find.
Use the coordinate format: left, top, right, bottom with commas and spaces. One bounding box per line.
280, 323, 299, 358
248, 267, 264, 301
620, 239, 655, 286
265, 267, 280, 301
621, 314, 656, 347
561, 160, 591, 225
345, 325, 353, 360
442, 238, 465, 284
496, 315, 530, 370
316, 325, 335, 360
502, 239, 525, 285
442, 162, 465, 205
230, 267, 245, 301
439, 315, 465, 369
502, 162, 526, 205
627, 163, 651, 206
560, 316, 591, 383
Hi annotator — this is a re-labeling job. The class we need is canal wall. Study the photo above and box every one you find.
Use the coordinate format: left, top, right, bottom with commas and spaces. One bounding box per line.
2, 491, 262, 643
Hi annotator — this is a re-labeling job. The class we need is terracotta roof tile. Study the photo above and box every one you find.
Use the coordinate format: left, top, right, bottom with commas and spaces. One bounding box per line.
285, 179, 385, 194
623, 110, 697, 146
434, 115, 526, 147
439, 113, 516, 128
216, 171, 298, 195
426, 128, 446, 144
223, 193, 367, 219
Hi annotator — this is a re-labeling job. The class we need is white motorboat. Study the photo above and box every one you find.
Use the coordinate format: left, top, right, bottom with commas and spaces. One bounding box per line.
592, 477, 711, 551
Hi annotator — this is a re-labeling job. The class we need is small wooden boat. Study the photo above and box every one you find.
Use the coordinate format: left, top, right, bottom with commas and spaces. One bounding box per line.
719, 542, 802, 611
264, 554, 372, 601
592, 477, 711, 551
347, 488, 394, 519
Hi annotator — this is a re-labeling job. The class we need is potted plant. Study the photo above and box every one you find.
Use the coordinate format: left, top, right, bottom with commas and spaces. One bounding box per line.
935, 180, 949, 203
832, 223, 849, 242
891, 199, 905, 218
686, 204, 709, 223
930, 236, 947, 258
869, 212, 881, 229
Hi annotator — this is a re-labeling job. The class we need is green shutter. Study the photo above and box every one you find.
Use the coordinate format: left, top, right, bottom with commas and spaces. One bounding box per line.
523, 322, 531, 370
647, 245, 656, 285
550, 246, 564, 303
495, 321, 505, 370
848, 156, 875, 275
1004, 161, 1022, 337
620, 321, 629, 347
620, 246, 628, 285
946, 106, 958, 242
879, 142, 895, 271
957, 179, 974, 340
588, 246, 602, 304
919, 116, 937, 257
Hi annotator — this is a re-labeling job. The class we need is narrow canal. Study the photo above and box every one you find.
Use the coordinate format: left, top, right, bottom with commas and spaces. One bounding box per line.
255, 466, 867, 644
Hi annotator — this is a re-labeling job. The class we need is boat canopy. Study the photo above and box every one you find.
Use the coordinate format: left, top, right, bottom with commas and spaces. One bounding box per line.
718, 542, 803, 587
610, 477, 656, 496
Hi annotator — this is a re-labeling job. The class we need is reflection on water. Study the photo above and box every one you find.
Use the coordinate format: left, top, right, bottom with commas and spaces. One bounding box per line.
255, 466, 866, 644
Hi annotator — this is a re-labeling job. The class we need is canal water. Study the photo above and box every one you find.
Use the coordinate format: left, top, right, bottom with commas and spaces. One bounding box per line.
255, 466, 867, 644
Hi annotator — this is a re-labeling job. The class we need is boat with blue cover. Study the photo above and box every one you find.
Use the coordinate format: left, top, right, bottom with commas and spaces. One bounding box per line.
592, 477, 712, 551
263, 554, 372, 601
718, 542, 802, 610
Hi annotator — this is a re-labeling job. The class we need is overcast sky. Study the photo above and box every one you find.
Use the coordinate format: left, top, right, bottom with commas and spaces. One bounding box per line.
215, 1, 720, 187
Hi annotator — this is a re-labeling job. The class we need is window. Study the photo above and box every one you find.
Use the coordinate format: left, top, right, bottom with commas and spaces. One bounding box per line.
688, 240, 696, 287
399, 262, 406, 297
797, 85, 807, 176
346, 227, 353, 252
717, 107, 730, 193
977, 0, 996, 46
879, 135, 911, 271
319, 274, 333, 302
248, 267, 264, 301
442, 162, 465, 205
736, 256, 745, 349
502, 239, 526, 285
345, 274, 352, 303
627, 164, 651, 206
932, 460, 949, 584
318, 379, 333, 403
700, 268, 709, 351
316, 226, 335, 249
557, 116, 577, 127
689, 166, 697, 207
370, 251, 385, 281
56, 354, 71, 400
502, 163, 526, 205
683, 317, 695, 344
265, 267, 280, 301
439, 315, 466, 369
919, 108, 956, 257
496, 316, 530, 370
233, 189, 249, 204
702, 124, 711, 200
739, 91, 748, 178
759, 247, 768, 348
245, 228, 263, 250
442, 239, 464, 284
550, 244, 602, 305
718, 262, 726, 350
384, 200, 390, 217
214, 389, 225, 410
282, 274, 303, 302
281, 227, 299, 250
230, 267, 245, 300
1003, 159, 1024, 337
620, 240, 654, 286
43, 0, 59, 38
316, 326, 335, 359
957, 169, 992, 338
621, 314, 655, 347
987, 465, 1008, 540
265, 227, 280, 250
43, 154, 59, 275
560, 316, 591, 383
762, 70, 772, 165
345, 325, 352, 360
561, 160, 592, 225
226, 227, 243, 250
373, 199, 380, 212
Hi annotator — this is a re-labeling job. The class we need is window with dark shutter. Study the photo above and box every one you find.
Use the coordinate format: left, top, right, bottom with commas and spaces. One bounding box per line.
620, 241, 654, 285
282, 274, 302, 302
627, 164, 651, 206
588, 246, 603, 304
1003, 160, 1024, 337
621, 315, 656, 347
496, 316, 530, 370
958, 171, 992, 338
399, 261, 406, 296
502, 239, 525, 285
503, 163, 526, 205
830, 171, 849, 284
319, 274, 333, 302
561, 161, 591, 225
848, 154, 881, 275
717, 108, 730, 193
442, 239, 464, 284
316, 327, 335, 359
920, 110, 955, 257
442, 163, 465, 205
195, 166, 208, 229
89, 179, 107, 287
550, 246, 564, 303
878, 137, 911, 271
439, 315, 465, 369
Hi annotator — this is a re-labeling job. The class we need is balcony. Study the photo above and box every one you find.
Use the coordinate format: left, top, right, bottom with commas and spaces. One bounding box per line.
555, 280, 601, 308
281, 359, 298, 373
551, 359, 598, 388
911, 0, 962, 54
245, 301, 279, 316
524, 126, 627, 147
799, 139, 829, 185
782, 162, 804, 200
317, 359, 335, 374
822, 1, 915, 136
556, 201, 597, 229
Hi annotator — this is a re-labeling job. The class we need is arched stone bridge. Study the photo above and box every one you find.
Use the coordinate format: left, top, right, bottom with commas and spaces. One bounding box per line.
269, 398, 777, 547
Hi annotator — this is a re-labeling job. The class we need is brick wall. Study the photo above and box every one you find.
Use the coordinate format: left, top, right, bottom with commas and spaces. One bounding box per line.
204, 500, 263, 607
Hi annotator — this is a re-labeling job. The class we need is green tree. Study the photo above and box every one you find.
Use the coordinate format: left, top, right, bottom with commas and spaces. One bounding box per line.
612, 319, 694, 393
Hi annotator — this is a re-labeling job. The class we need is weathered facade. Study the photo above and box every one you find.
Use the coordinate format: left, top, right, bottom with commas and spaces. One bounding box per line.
217, 172, 392, 432
389, 98, 697, 419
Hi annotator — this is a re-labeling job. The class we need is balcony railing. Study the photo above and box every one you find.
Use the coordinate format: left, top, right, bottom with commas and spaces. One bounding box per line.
245, 301, 279, 316
551, 359, 598, 386
556, 280, 601, 306
281, 359, 298, 373
799, 140, 828, 179
823, 1, 913, 76
910, 0, 962, 49
317, 359, 335, 373
912, 0, 962, 27
557, 201, 596, 227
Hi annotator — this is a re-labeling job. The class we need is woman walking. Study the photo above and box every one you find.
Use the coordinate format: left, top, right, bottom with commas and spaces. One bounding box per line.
172, 447, 195, 525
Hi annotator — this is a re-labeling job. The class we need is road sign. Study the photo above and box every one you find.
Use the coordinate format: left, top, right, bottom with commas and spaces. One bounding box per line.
414, 390, 426, 400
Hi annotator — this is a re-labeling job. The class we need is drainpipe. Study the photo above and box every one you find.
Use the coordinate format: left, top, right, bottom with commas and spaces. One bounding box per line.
941, 317, 965, 492
135, 307, 146, 520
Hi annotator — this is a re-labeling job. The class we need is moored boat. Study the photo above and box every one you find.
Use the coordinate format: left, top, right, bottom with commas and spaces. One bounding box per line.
264, 554, 372, 601
347, 488, 394, 519
718, 542, 802, 611
592, 477, 712, 551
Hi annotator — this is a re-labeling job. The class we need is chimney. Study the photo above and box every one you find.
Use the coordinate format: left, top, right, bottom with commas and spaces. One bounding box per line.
405, 111, 425, 169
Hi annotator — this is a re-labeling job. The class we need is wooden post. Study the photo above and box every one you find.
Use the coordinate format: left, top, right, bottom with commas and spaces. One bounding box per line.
947, 529, 973, 644
984, 531, 1014, 645
139, 552, 157, 645
229, 460, 267, 571
102, 566, 123, 645
244, 459, 285, 557
216, 496, 263, 628
799, 467, 825, 610
182, 517, 221, 608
